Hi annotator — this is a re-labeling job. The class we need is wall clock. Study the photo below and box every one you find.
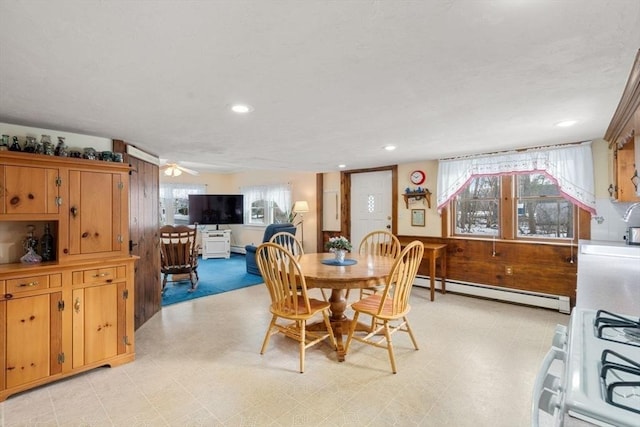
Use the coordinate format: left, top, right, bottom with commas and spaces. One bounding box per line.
410, 170, 426, 185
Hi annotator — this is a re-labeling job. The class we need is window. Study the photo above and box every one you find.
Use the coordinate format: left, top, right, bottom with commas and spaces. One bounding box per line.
242, 184, 292, 226
454, 176, 500, 236
159, 183, 206, 225
516, 173, 573, 238
453, 173, 574, 240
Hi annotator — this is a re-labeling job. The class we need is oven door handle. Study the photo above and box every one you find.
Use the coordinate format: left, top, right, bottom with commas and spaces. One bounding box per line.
531, 346, 565, 427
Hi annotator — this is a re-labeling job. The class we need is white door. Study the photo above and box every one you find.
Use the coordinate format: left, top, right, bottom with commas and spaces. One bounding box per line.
350, 170, 393, 251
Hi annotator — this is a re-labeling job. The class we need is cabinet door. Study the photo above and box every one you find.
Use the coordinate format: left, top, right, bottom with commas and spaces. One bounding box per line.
68, 170, 126, 255
73, 283, 119, 367
1, 165, 60, 215
5, 294, 51, 388
615, 139, 640, 202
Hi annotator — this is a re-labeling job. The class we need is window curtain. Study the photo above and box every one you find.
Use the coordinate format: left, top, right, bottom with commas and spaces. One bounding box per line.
159, 183, 206, 199
436, 142, 596, 214
241, 183, 292, 223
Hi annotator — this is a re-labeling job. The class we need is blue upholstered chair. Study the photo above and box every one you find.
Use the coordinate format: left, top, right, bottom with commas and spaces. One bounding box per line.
245, 223, 296, 275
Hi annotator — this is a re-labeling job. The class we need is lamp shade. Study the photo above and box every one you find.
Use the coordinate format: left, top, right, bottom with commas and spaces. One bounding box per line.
293, 200, 309, 213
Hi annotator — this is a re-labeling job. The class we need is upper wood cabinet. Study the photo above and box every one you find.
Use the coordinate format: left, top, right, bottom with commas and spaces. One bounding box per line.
605, 49, 640, 202
67, 169, 127, 257
0, 151, 130, 260
0, 164, 61, 215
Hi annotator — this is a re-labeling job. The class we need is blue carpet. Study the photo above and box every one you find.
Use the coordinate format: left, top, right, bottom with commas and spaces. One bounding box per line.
161, 253, 264, 306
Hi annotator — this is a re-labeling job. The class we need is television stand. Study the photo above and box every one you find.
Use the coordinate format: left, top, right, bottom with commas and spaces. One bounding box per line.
202, 228, 231, 259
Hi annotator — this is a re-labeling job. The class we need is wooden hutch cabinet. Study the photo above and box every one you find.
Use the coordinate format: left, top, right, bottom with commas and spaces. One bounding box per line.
606, 49, 640, 202
0, 151, 136, 402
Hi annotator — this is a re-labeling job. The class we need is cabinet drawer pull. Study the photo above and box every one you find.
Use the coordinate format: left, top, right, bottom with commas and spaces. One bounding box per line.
93, 272, 111, 278
18, 281, 39, 288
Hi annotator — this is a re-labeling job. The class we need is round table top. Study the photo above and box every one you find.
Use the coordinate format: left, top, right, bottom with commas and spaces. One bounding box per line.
298, 252, 395, 290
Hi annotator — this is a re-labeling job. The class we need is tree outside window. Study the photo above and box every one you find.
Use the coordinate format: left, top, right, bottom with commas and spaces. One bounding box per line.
454, 176, 500, 236
516, 173, 573, 239
453, 173, 574, 240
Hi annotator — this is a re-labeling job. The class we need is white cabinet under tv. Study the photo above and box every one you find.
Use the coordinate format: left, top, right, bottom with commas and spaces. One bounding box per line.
202, 229, 231, 259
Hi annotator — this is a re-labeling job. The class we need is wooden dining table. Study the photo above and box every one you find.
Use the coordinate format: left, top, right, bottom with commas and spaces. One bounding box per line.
298, 252, 396, 361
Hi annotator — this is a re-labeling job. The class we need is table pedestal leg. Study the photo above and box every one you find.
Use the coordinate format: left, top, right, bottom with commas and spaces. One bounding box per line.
328, 289, 349, 361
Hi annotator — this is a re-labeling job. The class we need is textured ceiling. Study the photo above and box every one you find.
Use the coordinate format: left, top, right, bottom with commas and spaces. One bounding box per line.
1, 1, 639, 173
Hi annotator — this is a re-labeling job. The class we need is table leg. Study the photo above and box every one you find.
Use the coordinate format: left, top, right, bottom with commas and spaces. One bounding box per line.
440, 249, 447, 294
429, 252, 436, 301
328, 289, 349, 361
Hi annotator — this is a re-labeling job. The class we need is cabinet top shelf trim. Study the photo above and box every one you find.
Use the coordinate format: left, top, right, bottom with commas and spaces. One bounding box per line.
0, 151, 131, 172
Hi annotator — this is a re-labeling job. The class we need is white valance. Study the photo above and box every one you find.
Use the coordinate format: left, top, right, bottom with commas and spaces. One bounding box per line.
436, 142, 596, 214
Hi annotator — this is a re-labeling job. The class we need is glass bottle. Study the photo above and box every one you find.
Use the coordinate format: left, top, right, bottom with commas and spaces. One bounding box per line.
41, 223, 55, 261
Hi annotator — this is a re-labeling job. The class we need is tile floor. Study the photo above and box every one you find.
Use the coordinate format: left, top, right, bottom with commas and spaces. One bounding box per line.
1, 285, 568, 426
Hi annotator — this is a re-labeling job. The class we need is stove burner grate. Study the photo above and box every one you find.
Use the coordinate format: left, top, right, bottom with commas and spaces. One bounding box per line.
601, 349, 640, 414
595, 310, 640, 347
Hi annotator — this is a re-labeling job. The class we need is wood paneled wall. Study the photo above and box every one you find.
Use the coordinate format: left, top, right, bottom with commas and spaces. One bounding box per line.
113, 140, 160, 329
398, 235, 579, 304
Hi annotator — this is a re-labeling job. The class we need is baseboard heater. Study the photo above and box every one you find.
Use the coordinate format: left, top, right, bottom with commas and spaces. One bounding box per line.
413, 276, 571, 314
231, 245, 246, 255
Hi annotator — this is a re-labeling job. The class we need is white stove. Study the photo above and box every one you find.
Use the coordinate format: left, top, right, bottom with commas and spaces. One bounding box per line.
532, 308, 640, 427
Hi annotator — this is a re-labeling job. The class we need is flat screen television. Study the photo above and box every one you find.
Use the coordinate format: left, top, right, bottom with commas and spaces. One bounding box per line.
188, 194, 244, 227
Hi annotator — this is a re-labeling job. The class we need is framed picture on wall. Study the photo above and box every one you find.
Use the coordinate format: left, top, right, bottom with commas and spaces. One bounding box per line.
411, 209, 425, 227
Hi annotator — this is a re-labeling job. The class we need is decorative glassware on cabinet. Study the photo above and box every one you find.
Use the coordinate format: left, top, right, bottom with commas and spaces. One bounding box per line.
54, 136, 68, 156
0, 134, 9, 151
23, 225, 39, 254
41, 134, 54, 155
9, 136, 21, 151
24, 136, 37, 153
40, 223, 55, 261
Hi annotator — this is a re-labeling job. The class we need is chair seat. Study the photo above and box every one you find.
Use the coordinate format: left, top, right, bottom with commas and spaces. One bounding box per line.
271, 296, 330, 318
351, 294, 411, 320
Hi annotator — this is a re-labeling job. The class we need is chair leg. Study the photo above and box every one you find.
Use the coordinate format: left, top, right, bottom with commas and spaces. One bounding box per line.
383, 320, 397, 374
161, 273, 168, 293
299, 320, 305, 373
189, 271, 198, 291
260, 316, 278, 354
404, 316, 419, 350
322, 311, 337, 349
344, 311, 360, 353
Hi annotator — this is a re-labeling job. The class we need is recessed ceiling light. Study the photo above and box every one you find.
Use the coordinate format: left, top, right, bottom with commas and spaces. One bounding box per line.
555, 120, 577, 127
338, 164, 346, 168
231, 104, 253, 113
384, 145, 396, 151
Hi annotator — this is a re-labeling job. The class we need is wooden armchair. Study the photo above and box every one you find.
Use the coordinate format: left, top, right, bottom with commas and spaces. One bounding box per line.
159, 224, 200, 293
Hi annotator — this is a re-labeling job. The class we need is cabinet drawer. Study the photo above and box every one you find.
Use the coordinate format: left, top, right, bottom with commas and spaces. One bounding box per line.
72, 266, 126, 286
6, 275, 50, 294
